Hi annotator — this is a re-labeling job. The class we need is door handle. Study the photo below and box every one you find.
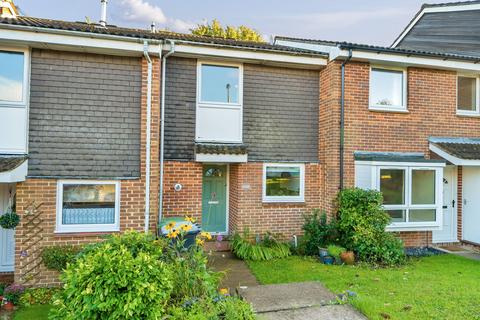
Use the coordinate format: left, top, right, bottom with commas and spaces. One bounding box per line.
452, 200, 455, 208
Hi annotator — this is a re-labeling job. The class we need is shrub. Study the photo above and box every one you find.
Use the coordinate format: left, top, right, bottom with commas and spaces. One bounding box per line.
337, 188, 405, 266
327, 245, 346, 260
49, 231, 173, 320
41, 245, 82, 271
20, 287, 61, 307
302, 209, 339, 255
168, 296, 256, 320
232, 230, 291, 261
3, 283, 25, 305
0, 282, 6, 296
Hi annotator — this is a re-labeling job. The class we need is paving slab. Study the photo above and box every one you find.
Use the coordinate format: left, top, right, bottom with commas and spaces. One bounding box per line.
208, 251, 258, 292
238, 282, 336, 313
259, 305, 366, 320
456, 252, 480, 261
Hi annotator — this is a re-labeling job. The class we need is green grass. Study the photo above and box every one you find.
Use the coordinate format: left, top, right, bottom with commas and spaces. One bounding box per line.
248, 254, 480, 320
13, 304, 52, 320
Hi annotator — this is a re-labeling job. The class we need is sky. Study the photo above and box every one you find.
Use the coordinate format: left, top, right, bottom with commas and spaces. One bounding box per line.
14, 0, 447, 46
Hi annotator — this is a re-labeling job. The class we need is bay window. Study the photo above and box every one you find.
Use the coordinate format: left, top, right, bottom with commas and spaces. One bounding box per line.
56, 180, 120, 233
196, 62, 243, 143
263, 164, 305, 203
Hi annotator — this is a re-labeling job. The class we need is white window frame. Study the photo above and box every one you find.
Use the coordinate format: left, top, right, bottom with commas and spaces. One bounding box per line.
262, 163, 305, 203
0, 46, 30, 108
195, 60, 243, 143
456, 74, 480, 116
369, 66, 408, 112
55, 180, 121, 233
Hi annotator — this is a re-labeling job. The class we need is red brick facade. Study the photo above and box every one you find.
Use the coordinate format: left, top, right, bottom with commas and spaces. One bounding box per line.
13, 57, 162, 286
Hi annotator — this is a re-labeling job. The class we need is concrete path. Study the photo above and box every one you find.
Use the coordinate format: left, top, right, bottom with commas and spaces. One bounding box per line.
435, 245, 480, 261
239, 282, 366, 320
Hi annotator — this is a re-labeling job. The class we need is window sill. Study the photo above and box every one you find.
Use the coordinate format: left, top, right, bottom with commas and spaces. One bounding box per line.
54, 230, 121, 237
262, 199, 306, 205
55, 227, 120, 235
369, 106, 409, 114
386, 224, 440, 232
456, 111, 480, 118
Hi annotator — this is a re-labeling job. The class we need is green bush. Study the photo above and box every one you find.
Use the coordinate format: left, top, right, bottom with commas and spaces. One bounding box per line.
20, 287, 61, 307
168, 296, 256, 320
337, 188, 405, 266
49, 231, 173, 320
302, 209, 339, 255
41, 245, 82, 271
232, 230, 291, 261
327, 245, 346, 260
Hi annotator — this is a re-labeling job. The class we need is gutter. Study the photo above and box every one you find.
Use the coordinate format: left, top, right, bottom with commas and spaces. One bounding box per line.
143, 40, 153, 233
340, 49, 352, 190
158, 40, 175, 226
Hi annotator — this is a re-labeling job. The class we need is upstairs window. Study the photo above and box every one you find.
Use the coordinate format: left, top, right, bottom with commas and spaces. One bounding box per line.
370, 67, 407, 112
0, 50, 26, 105
457, 75, 479, 115
56, 180, 120, 233
196, 62, 243, 143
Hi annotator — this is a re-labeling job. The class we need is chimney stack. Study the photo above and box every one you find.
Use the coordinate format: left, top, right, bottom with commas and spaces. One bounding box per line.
150, 22, 156, 33
99, 0, 108, 27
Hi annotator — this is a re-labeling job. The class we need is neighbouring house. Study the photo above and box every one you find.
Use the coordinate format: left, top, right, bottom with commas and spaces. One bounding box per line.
0, 0, 479, 287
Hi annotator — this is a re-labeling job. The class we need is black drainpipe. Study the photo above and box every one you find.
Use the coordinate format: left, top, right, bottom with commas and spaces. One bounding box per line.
340, 49, 353, 190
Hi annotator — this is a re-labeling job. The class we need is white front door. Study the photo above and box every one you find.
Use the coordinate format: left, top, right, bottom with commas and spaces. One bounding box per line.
463, 167, 480, 245
0, 184, 15, 272
433, 166, 457, 243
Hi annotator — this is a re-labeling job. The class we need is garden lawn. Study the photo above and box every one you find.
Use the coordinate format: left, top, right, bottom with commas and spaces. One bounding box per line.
14, 304, 52, 320
248, 254, 480, 320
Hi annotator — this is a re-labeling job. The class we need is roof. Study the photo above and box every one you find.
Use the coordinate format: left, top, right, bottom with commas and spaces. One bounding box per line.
422, 0, 480, 9
430, 137, 480, 160
275, 36, 480, 62
0, 16, 326, 57
0, 155, 27, 173
195, 143, 247, 155
354, 151, 445, 163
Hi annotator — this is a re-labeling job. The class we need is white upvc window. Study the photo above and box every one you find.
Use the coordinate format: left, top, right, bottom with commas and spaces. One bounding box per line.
457, 74, 480, 116
262, 163, 305, 203
196, 61, 243, 143
55, 180, 120, 233
369, 66, 407, 112
355, 161, 444, 231
0, 47, 30, 154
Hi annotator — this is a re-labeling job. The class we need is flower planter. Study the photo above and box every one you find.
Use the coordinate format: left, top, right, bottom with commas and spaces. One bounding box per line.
322, 256, 335, 265
340, 251, 355, 265
319, 248, 329, 259
3, 301, 14, 311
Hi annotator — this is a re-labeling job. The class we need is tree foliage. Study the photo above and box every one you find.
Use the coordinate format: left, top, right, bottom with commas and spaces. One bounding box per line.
191, 19, 264, 42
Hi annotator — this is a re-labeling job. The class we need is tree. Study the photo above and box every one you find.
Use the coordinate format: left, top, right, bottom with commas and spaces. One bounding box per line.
191, 19, 264, 42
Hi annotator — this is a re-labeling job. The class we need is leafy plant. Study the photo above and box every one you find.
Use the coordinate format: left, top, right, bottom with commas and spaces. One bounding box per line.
0, 282, 6, 296
232, 230, 291, 261
191, 19, 264, 42
336, 188, 405, 266
49, 231, 174, 320
302, 209, 339, 256
327, 245, 346, 260
0, 212, 20, 229
168, 296, 256, 320
41, 245, 82, 271
3, 283, 25, 305
20, 287, 61, 307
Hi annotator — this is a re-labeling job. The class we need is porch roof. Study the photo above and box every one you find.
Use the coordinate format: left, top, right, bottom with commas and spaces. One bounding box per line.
429, 137, 480, 166
354, 151, 445, 163
0, 154, 28, 183
0, 154, 27, 172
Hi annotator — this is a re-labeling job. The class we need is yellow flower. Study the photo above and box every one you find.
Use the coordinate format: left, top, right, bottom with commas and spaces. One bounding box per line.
200, 231, 213, 240
219, 288, 229, 295
165, 222, 176, 231
167, 231, 179, 239
184, 216, 196, 223
180, 224, 192, 232
196, 238, 205, 246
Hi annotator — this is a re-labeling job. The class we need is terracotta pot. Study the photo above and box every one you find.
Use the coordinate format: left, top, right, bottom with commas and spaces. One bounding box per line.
3, 301, 15, 311
340, 251, 355, 265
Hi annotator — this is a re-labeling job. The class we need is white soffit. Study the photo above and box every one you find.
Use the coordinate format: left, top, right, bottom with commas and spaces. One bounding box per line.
0, 160, 27, 183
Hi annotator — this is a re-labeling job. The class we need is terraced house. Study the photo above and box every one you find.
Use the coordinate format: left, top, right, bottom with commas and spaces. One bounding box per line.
0, 0, 479, 286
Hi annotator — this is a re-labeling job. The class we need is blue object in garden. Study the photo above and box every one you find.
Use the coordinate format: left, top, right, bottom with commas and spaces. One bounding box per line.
158, 217, 201, 249
322, 256, 335, 265
319, 248, 329, 258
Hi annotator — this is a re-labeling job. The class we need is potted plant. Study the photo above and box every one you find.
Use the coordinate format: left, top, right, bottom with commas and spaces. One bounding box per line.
319, 247, 329, 259
322, 255, 335, 265
3, 283, 25, 310
0, 212, 20, 230
340, 251, 355, 265
327, 245, 346, 265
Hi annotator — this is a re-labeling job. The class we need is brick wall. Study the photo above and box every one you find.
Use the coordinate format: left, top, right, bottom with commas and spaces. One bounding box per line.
319, 61, 480, 246
14, 56, 161, 286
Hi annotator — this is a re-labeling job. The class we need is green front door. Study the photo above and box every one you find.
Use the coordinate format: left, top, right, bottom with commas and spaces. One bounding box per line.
202, 165, 227, 233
